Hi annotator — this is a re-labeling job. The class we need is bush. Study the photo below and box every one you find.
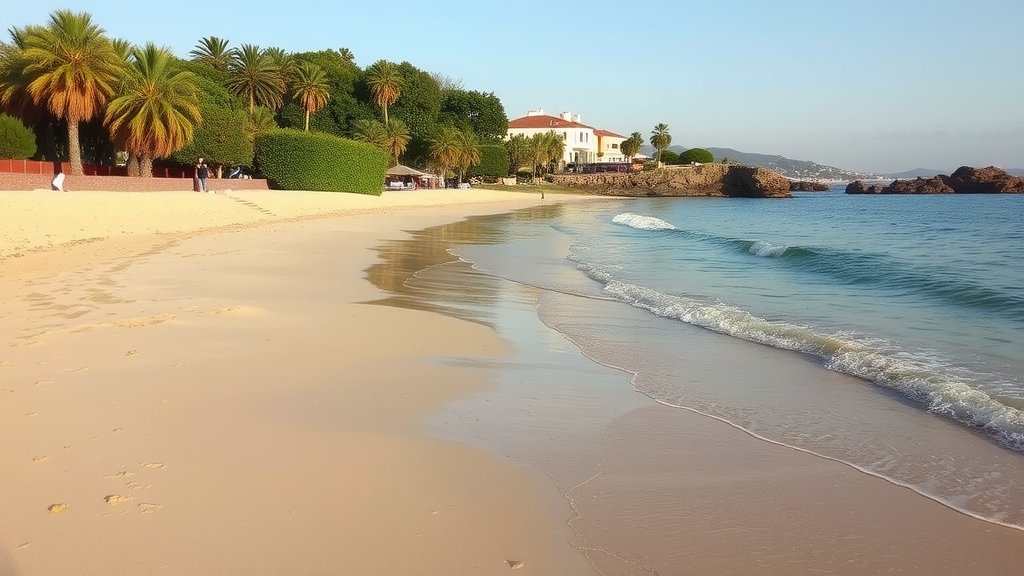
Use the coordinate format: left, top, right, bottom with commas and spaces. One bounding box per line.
659, 150, 680, 164
172, 106, 254, 168
254, 128, 389, 194
466, 144, 510, 180
678, 148, 714, 164
0, 114, 37, 159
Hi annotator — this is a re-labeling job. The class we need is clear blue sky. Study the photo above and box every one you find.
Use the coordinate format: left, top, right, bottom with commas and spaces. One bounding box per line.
5, 0, 1023, 174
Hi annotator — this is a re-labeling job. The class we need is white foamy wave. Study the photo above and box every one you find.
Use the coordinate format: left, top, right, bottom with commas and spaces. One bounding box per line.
612, 213, 678, 231
749, 240, 788, 258
595, 276, 1024, 451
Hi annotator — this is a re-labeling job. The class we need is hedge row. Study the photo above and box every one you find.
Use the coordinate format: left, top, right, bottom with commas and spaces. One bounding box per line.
466, 144, 510, 179
254, 129, 390, 194
0, 114, 37, 160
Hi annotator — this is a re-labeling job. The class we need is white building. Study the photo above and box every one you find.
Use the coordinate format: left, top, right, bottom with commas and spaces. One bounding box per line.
507, 109, 626, 165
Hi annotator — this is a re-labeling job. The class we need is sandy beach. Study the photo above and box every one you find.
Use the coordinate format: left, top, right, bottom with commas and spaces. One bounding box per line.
0, 187, 597, 575
3, 187, 1024, 575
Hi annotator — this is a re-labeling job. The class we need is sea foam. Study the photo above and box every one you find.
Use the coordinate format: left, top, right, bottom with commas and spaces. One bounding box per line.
612, 213, 678, 231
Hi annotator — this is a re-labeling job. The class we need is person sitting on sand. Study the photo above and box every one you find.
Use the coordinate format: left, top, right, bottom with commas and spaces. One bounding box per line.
51, 171, 65, 192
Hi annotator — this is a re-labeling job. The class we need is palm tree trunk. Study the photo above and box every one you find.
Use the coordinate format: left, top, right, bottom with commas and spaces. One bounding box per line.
68, 120, 83, 176
383, 105, 388, 125
304, 110, 310, 131
140, 155, 154, 178
126, 152, 140, 177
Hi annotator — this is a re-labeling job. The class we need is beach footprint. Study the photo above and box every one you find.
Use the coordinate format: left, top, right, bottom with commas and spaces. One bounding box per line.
138, 503, 163, 514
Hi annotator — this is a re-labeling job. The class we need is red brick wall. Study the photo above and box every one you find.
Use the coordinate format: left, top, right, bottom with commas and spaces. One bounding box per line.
0, 173, 270, 192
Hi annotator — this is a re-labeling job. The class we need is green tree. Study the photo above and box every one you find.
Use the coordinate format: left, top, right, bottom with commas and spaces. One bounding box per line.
337, 47, 355, 63
428, 124, 461, 180
17, 10, 123, 175
454, 129, 480, 184
0, 113, 37, 158
365, 59, 402, 124
172, 105, 255, 172
526, 131, 564, 181
660, 150, 680, 164
679, 147, 714, 164
246, 106, 278, 144
438, 90, 508, 141
620, 131, 643, 162
503, 133, 530, 176
189, 36, 235, 72
104, 43, 201, 177
225, 44, 285, 114
351, 118, 387, 148
650, 123, 671, 165
290, 61, 330, 131
383, 118, 410, 164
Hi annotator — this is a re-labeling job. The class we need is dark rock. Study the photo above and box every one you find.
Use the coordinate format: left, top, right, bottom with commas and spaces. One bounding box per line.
943, 166, 1024, 193
846, 166, 1023, 195
789, 181, 830, 191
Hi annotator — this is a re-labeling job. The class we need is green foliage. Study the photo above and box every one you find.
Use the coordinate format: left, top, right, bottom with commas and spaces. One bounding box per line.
254, 128, 388, 194
679, 147, 714, 164
171, 105, 253, 167
439, 90, 508, 142
0, 113, 37, 158
466, 144, 509, 179
659, 150, 680, 164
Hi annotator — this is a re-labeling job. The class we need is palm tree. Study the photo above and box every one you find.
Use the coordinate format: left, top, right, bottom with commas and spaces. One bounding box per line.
16, 10, 123, 175
290, 61, 329, 131
365, 59, 402, 124
225, 44, 285, 115
104, 43, 201, 178
650, 123, 671, 165
189, 36, 234, 72
543, 131, 565, 173
383, 118, 410, 164
503, 133, 530, 177
246, 106, 277, 143
351, 118, 387, 148
338, 47, 355, 63
621, 131, 643, 163
429, 125, 462, 182
454, 129, 481, 184
0, 28, 36, 118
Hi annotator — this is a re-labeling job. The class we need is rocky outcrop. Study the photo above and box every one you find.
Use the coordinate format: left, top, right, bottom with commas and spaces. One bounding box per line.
789, 181, 831, 191
549, 164, 791, 198
944, 166, 1024, 193
846, 166, 1024, 195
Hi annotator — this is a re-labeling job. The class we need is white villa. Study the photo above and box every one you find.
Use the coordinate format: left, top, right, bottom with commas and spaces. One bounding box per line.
507, 109, 627, 165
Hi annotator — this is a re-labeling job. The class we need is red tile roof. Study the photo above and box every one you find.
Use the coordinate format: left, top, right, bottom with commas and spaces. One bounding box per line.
594, 129, 625, 138
508, 114, 594, 130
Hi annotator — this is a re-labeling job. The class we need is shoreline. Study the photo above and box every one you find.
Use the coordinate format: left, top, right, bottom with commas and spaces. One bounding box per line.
0, 188, 600, 575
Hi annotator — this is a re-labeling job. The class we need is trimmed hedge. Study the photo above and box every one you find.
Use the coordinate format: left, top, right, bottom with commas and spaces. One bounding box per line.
254, 129, 389, 194
0, 114, 38, 159
466, 144, 509, 179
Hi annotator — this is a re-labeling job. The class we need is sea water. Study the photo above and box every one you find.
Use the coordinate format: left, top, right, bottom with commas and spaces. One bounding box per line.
439, 188, 1024, 530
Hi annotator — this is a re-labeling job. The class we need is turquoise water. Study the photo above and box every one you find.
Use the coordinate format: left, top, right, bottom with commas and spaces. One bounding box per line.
449, 189, 1024, 529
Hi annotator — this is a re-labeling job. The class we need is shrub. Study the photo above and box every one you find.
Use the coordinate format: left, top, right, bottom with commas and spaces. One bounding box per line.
659, 150, 680, 164
172, 106, 254, 169
678, 148, 714, 164
466, 144, 510, 180
254, 128, 389, 194
0, 114, 38, 159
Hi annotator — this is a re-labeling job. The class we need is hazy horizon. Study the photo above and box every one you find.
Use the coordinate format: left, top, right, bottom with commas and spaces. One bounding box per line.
5, 0, 1022, 175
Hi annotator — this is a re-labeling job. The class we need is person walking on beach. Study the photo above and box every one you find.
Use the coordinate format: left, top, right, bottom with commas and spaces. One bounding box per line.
195, 157, 210, 193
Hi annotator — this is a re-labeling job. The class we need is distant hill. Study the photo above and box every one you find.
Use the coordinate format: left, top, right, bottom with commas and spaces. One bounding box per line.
641, 145, 881, 182
638, 145, 1024, 181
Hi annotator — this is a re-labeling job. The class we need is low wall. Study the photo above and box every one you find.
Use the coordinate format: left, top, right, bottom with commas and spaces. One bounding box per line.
0, 173, 270, 192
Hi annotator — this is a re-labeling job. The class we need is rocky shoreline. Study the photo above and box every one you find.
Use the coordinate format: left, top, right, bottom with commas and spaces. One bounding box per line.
846, 166, 1024, 194
548, 164, 792, 198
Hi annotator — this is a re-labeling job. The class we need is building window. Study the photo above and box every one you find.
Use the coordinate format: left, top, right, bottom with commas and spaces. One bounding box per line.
612, 143, 618, 149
